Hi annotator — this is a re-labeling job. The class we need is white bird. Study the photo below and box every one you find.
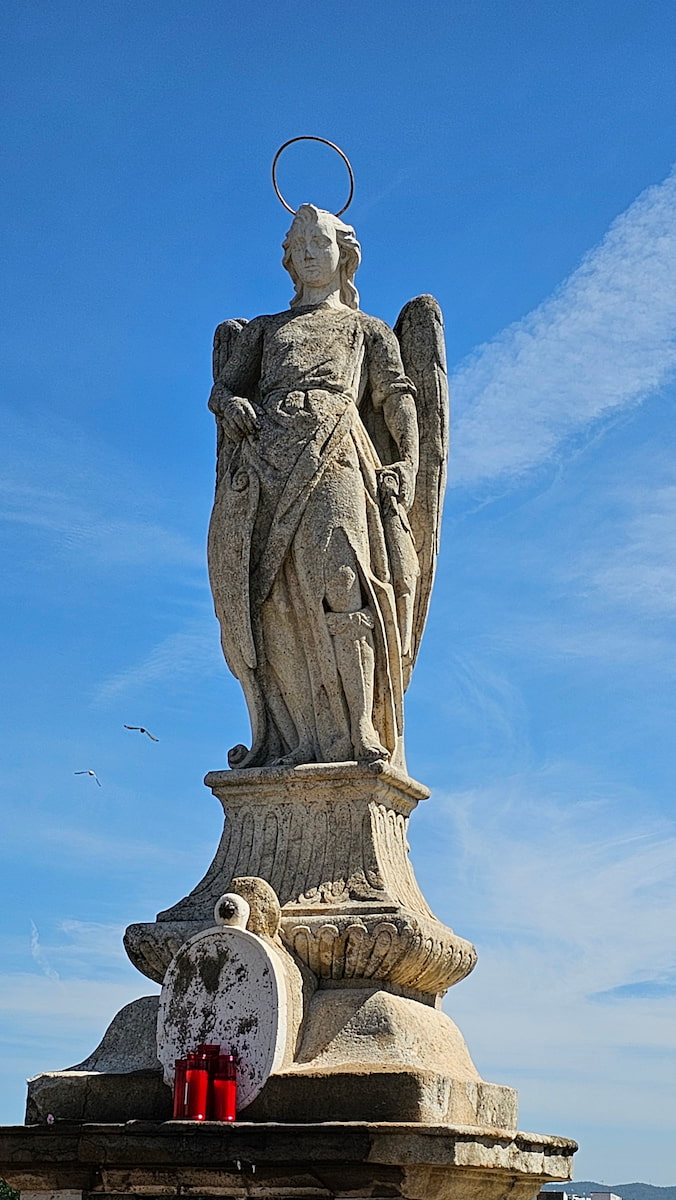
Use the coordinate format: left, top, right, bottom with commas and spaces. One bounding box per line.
124, 725, 159, 742
74, 770, 102, 787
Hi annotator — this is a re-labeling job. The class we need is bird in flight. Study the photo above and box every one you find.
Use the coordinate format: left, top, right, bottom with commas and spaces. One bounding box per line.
124, 725, 159, 742
74, 770, 102, 787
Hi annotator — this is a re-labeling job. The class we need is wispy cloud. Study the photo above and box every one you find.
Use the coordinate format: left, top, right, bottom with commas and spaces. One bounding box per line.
0, 478, 201, 570
0, 405, 202, 573
1, 813, 207, 875
29, 921, 59, 982
56, 919, 129, 968
0, 922, 158, 1115
21, 920, 126, 981
506, 615, 676, 670
0, 971, 151, 1022
451, 167, 676, 487
444, 778, 676, 995
0, 921, 156, 1069
24, 919, 130, 980
94, 621, 221, 703
587, 484, 676, 615
424, 776, 676, 1148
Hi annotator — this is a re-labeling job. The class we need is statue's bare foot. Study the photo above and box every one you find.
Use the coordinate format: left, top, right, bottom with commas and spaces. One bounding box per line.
355, 738, 390, 766
272, 745, 313, 768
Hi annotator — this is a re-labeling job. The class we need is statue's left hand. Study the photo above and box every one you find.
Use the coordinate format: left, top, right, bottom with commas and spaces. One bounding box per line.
385, 460, 417, 512
211, 394, 260, 441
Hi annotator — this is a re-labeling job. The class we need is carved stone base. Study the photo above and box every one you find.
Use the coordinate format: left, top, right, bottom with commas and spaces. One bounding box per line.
125, 762, 476, 998
248, 1066, 517, 1128
294, 987, 488, 1076
25, 987, 517, 1131
0, 1120, 577, 1200
25, 1063, 515, 1129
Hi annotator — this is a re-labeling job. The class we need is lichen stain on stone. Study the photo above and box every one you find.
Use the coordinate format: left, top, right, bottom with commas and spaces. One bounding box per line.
234, 963, 249, 984
172, 950, 198, 995
198, 949, 224, 994
200, 1003, 217, 1030
237, 1015, 258, 1036
166, 990, 185, 1024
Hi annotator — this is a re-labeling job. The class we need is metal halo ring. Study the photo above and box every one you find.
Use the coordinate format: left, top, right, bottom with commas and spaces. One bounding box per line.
272, 136, 355, 218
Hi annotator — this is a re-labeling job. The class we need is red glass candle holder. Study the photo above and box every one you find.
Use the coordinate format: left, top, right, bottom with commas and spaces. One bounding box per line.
197, 1044, 220, 1118
184, 1052, 210, 1120
172, 1058, 188, 1118
212, 1053, 237, 1121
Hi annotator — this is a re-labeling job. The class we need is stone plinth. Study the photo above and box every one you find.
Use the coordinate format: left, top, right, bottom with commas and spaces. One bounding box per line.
0, 1120, 577, 1200
124, 762, 476, 999
26, 1061, 516, 1130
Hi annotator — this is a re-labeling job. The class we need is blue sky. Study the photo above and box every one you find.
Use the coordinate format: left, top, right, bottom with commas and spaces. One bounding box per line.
2, 0, 676, 1183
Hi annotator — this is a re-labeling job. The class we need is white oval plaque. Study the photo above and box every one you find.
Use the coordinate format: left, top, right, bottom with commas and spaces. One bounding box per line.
157, 924, 287, 1111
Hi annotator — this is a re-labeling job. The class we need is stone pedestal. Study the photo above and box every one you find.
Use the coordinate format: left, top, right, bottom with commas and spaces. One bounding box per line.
19, 760, 576, 1192
124, 762, 477, 1000
0, 1120, 577, 1200
117, 762, 514, 1127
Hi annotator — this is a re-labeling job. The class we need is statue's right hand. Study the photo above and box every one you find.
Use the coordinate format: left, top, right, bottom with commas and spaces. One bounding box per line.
218, 396, 260, 441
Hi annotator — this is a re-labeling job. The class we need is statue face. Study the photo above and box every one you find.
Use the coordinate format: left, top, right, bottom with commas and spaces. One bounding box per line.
288, 214, 341, 290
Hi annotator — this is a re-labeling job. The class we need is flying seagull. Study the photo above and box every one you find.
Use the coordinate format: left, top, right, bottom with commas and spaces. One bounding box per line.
124, 725, 159, 742
74, 770, 102, 787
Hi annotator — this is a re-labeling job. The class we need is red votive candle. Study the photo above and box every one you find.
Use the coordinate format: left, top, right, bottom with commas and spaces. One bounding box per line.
212, 1053, 237, 1121
197, 1044, 220, 1118
185, 1052, 210, 1120
172, 1058, 188, 1119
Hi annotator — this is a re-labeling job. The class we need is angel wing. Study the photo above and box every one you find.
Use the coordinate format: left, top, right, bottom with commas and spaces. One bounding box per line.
212, 318, 249, 485
394, 294, 449, 686
209, 316, 265, 742
213, 317, 248, 381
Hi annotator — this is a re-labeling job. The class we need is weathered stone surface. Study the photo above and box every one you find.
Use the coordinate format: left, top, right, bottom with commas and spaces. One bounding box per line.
229, 875, 282, 939
157, 924, 291, 1107
24, 1062, 515, 1129
297, 987, 477, 1075
25, 1071, 171, 1125
21, 1191, 82, 1200
163, 762, 432, 916
0, 1120, 577, 1198
129, 764, 476, 1001
120, 767, 512, 1134
247, 1065, 517, 1128
207, 204, 448, 773
67, 997, 160, 1074
123, 922, 201, 985
26, 999, 166, 1126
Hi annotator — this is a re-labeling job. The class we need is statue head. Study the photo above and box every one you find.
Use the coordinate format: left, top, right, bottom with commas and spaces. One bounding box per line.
282, 204, 361, 310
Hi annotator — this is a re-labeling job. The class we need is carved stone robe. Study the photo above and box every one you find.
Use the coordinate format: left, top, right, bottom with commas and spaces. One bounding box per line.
208, 303, 416, 770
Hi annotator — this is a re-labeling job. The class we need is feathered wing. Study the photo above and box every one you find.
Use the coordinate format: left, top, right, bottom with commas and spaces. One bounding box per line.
212, 318, 249, 483
393, 295, 450, 686
212, 317, 249, 380
209, 318, 269, 761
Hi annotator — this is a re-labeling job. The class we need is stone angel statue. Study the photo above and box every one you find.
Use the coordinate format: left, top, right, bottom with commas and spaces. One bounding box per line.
207, 204, 448, 772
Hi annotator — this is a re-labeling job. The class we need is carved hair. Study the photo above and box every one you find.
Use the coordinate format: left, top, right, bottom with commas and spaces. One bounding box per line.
282, 204, 361, 310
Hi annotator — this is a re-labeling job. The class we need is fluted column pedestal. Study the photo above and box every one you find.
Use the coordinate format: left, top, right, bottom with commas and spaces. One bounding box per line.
125, 761, 476, 999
